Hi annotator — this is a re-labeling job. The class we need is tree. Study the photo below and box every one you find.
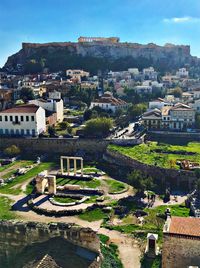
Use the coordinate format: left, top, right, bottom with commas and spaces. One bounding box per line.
127, 170, 154, 193
84, 117, 113, 137
48, 126, 56, 136
128, 103, 147, 120
4, 145, 21, 157
171, 87, 183, 98
59, 122, 69, 130
20, 87, 34, 102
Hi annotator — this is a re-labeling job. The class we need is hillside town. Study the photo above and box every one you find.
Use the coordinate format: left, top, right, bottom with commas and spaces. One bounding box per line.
1, 65, 200, 139
0, 55, 200, 268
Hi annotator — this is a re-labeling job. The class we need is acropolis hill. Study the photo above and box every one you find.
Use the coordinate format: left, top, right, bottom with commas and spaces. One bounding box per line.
3, 37, 199, 74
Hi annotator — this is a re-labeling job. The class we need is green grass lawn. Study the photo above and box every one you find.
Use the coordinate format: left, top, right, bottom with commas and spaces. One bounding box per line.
53, 196, 78, 203
56, 177, 101, 188
0, 161, 18, 172
109, 142, 200, 169
79, 208, 108, 222
0, 162, 56, 195
104, 179, 127, 194
2, 160, 34, 179
0, 196, 17, 220
104, 203, 189, 246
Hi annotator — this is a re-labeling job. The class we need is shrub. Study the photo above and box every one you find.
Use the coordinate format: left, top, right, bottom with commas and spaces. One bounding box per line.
84, 117, 113, 137
4, 145, 21, 157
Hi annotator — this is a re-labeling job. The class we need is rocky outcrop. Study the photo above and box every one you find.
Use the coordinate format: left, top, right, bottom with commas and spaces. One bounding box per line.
3, 41, 198, 74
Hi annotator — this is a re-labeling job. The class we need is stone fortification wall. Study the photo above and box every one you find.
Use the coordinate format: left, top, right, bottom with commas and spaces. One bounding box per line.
0, 220, 100, 260
162, 234, 200, 268
103, 149, 197, 189
0, 138, 109, 157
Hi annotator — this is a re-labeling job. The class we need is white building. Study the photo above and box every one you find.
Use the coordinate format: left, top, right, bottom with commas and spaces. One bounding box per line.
149, 98, 170, 110
176, 68, 189, 78
143, 67, 158, 80
66, 69, 89, 82
190, 99, 200, 113
135, 85, 152, 94
128, 68, 139, 75
48, 91, 61, 100
90, 91, 127, 113
192, 89, 200, 100
0, 104, 46, 136
29, 98, 64, 122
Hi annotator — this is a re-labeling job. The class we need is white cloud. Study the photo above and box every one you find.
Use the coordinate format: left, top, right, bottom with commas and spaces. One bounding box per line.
163, 16, 200, 24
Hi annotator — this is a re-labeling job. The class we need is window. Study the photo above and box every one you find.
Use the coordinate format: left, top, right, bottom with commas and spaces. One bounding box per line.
21, 116, 24, 121
10, 116, 13, 121
5, 116, 8, 122
26, 129, 30, 135
26, 116, 29, 122
31, 116, 34, 121
0, 116, 2, 121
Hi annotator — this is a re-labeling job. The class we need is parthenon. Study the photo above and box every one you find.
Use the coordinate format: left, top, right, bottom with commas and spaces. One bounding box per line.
78, 36, 120, 43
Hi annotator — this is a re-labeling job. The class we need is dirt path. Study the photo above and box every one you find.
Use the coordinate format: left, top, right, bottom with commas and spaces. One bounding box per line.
0, 162, 21, 177
143, 194, 187, 208
99, 228, 141, 268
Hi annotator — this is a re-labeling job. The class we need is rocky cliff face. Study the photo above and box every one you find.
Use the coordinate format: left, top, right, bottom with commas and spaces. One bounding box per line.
3, 41, 198, 74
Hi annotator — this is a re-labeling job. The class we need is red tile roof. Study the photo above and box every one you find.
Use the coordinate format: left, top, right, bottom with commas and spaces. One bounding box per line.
93, 93, 127, 106
0, 104, 39, 114
169, 216, 200, 237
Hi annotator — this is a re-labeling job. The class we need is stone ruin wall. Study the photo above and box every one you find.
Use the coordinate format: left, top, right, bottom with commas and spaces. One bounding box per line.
162, 234, 200, 268
0, 137, 109, 158
103, 149, 197, 189
0, 220, 100, 264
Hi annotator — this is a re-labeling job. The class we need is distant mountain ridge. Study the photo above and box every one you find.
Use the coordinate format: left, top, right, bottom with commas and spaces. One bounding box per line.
3, 40, 199, 74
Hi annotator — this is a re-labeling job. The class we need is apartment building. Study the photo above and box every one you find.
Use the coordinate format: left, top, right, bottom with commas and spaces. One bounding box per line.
90, 91, 128, 113
0, 104, 46, 136
142, 103, 195, 130
29, 98, 64, 122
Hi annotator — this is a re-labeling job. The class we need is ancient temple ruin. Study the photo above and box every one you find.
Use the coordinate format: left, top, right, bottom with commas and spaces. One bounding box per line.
60, 156, 84, 177
35, 170, 56, 194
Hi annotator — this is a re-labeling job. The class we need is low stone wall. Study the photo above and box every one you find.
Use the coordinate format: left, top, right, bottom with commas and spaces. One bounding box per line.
27, 198, 106, 217
0, 220, 101, 266
49, 195, 89, 207
149, 131, 200, 143
103, 149, 197, 190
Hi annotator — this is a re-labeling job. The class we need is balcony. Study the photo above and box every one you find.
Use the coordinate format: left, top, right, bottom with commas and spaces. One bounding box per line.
12, 121, 20, 125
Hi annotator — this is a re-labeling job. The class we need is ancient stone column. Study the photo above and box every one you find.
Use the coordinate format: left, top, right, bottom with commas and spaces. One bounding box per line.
48, 176, 56, 195
60, 157, 63, 174
81, 159, 83, 177
67, 158, 70, 175
74, 159, 77, 176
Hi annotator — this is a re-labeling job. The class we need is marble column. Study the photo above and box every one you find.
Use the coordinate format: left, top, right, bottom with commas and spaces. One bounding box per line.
67, 158, 70, 175
74, 159, 77, 176
81, 159, 83, 177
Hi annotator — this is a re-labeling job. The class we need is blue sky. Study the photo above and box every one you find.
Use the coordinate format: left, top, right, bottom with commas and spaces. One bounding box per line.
0, 0, 200, 67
